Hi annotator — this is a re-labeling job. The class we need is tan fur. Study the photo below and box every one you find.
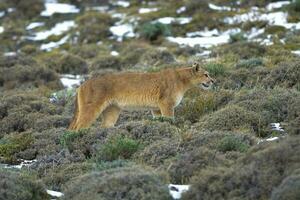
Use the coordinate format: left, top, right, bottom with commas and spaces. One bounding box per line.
68, 63, 215, 130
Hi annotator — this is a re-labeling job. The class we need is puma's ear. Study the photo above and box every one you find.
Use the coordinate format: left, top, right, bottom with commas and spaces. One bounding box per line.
192, 62, 200, 71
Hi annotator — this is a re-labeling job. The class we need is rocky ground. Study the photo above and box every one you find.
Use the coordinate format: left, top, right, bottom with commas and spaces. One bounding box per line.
0, 0, 300, 199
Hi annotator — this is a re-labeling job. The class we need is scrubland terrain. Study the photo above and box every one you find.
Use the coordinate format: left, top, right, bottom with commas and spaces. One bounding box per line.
0, 0, 300, 199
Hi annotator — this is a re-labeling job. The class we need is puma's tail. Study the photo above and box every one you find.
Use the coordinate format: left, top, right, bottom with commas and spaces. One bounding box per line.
68, 91, 79, 130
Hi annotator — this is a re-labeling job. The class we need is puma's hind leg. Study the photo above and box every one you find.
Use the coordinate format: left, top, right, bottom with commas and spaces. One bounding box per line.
101, 105, 121, 128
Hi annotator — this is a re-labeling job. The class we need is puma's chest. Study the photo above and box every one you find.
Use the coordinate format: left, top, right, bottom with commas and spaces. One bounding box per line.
174, 93, 184, 107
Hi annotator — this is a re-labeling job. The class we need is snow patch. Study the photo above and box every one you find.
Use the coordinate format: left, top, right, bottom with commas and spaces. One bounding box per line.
109, 24, 135, 41
292, 50, 300, 56
40, 35, 70, 51
27, 20, 75, 41
2, 159, 37, 169
60, 74, 83, 88
266, 1, 291, 10
176, 6, 186, 14
168, 184, 190, 199
46, 190, 64, 197
111, 51, 119, 56
0, 26, 4, 34
41, 3, 80, 16
167, 28, 240, 48
112, 1, 130, 8
0, 11, 5, 18
271, 123, 284, 132
26, 22, 45, 30
88, 6, 109, 12
209, 3, 232, 11
139, 7, 158, 14
186, 28, 219, 37
156, 17, 192, 25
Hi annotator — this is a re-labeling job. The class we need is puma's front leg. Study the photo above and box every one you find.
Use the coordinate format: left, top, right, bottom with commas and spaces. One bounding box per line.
151, 109, 161, 118
158, 102, 175, 119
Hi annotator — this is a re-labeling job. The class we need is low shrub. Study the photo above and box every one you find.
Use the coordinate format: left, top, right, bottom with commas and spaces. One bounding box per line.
135, 139, 179, 167
139, 22, 171, 41
59, 129, 88, 151
140, 48, 175, 67
168, 147, 226, 184
195, 105, 260, 134
63, 167, 171, 200
217, 135, 250, 153
271, 172, 300, 200
0, 169, 49, 200
97, 135, 140, 161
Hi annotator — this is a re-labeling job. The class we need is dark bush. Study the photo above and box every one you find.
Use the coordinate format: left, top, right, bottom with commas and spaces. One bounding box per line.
183, 135, 300, 200
203, 63, 226, 76
0, 169, 49, 200
63, 167, 171, 200
90, 55, 122, 72
139, 22, 171, 41
135, 138, 179, 167
141, 48, 175, 67
271, 171, 300, 200
5, 0, 44, 19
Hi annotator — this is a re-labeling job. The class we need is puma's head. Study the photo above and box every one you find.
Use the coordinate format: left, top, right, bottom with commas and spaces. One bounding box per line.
190, 62, 215, 90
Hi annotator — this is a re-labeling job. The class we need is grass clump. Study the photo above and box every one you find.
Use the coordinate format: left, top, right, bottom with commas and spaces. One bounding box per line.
235, 58, 264, 69
230, 32, 247, 43
217, 135, 250, 153
98, 135, 140, 161
203, 63, 226, 76
59, 129, 88, 150
139, 22, 171, 41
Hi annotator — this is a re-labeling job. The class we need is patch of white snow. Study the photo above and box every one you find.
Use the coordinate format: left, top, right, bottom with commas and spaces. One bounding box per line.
40, 35, 70, 51
176, 6, 186, 14
60, 74, 83, 88
266, 1, 291, 10
156, 17, 192, 25
41, 3, 80, 16
46, 190, 64, 197
168, 184, 190, 199
139, 7, 158, 14
26, 22, 45, 30
209, 3, 232, 11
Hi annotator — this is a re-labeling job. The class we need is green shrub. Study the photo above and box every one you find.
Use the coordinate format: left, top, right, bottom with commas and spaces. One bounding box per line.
75, 12, 113, 43
63, 167, 171, 200
59, 129, 87, 150
98, 135, 140, 161
217, 135, 250, 153
236, 58, 264, 69
0, 132, 33, 163
203, 63, 226, 76
94, 159, 131, 171
230, 32, 247, 43
0, 169, 49, 200
139, 22, 171, 41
